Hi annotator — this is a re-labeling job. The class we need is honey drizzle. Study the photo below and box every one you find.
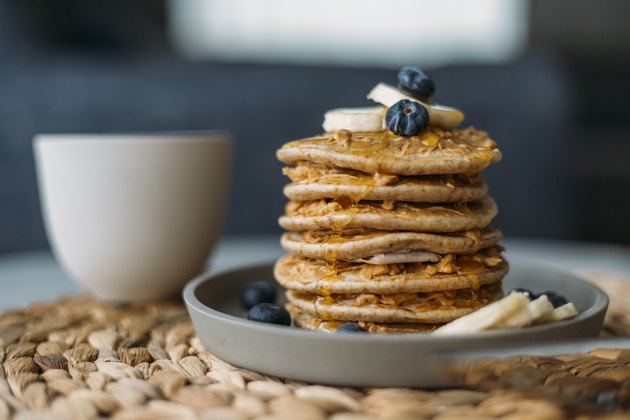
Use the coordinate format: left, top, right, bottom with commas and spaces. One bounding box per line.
317, 130, 388, 297
346, 132, 391, 157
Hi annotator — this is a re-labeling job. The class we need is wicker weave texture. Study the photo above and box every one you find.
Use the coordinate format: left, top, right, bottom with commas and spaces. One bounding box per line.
0, 273, 629, 419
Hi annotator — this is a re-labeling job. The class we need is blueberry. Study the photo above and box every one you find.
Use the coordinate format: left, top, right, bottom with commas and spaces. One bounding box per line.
538, 291, 569, 308
337, 323, 367, 333
247, 303, 291, 326
385, 100, 429, 137
397, 66, 435, 99
510, 288, 537, 300
240, 281, 276, 310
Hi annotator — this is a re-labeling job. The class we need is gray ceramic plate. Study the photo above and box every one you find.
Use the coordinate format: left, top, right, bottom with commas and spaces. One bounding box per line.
183, 258, 609, 387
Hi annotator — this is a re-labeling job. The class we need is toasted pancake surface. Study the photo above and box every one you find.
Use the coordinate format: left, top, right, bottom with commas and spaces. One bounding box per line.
283, 162, 487, 203
281, 227, 502, 262
274, 248, 507, 295
287, 305, 442, 333
279, 196, 497, 233
287, 282, 503, 323
277, 127, 501, 176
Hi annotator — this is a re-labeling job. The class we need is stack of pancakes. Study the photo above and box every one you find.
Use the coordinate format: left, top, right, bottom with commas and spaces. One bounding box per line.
274, 128, 507, 333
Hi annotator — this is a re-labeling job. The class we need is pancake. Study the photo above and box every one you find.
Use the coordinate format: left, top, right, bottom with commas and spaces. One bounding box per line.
286, 282, 503, 324
283, 162, 487, 203
276, 127, 501, 176
274, 248, 508, 295
281, 227, 502, 262
275, 71, 507, 334
279, 195, 497, 233
287, 304, 442, 333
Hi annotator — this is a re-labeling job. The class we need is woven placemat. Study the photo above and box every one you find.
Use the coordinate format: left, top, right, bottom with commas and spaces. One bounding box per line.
1, 273, 629, 419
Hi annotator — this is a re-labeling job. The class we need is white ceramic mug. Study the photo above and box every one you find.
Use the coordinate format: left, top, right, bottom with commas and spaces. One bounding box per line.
33, 132, 231, 301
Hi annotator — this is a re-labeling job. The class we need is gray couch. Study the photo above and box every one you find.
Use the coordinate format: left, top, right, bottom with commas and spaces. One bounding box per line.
0, 55, 574, 253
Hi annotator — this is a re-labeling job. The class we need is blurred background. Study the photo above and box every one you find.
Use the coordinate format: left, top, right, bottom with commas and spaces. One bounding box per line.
1, 0, 629, 254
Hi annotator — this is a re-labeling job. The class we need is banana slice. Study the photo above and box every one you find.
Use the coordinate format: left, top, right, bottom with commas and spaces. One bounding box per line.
322, 107, 386, 133
356, 251, 441, 265
367, 83, 465, 129
433, 292, 530, 335
495, 295, 555, 329
536, 303, 578, 324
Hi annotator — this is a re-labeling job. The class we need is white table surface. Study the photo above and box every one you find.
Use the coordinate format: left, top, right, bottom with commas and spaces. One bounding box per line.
1, 235, 630, 311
